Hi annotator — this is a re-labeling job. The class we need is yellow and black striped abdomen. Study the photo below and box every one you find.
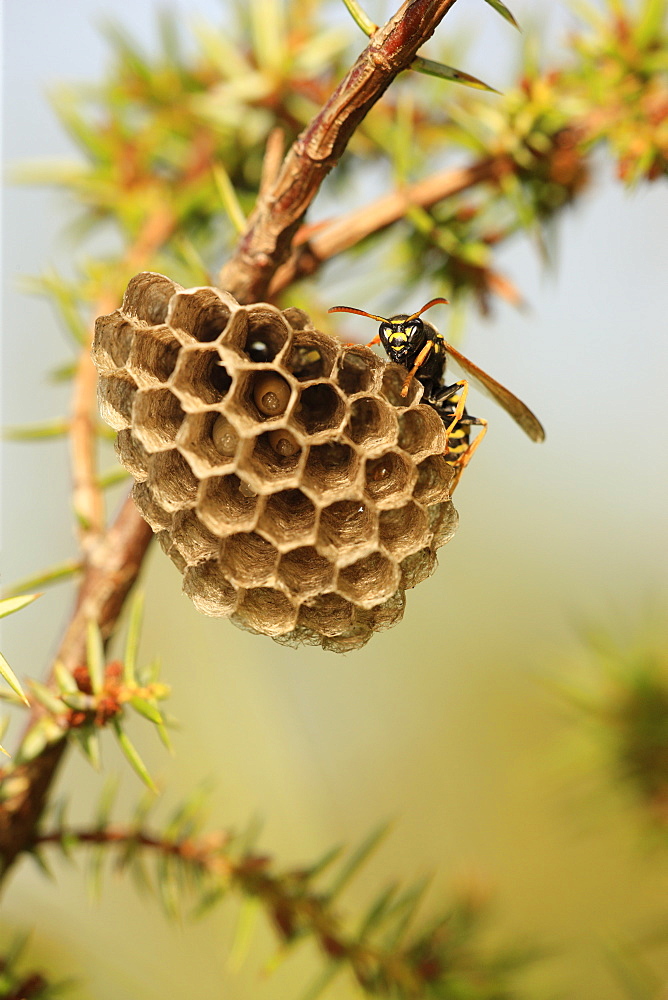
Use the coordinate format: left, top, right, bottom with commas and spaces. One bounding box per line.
427, 393, 485, 466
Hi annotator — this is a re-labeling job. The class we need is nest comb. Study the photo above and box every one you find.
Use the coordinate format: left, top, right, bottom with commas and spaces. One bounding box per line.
93, 272, 458, 652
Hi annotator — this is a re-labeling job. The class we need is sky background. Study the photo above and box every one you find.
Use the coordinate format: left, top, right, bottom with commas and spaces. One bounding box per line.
2, 1, 668, 998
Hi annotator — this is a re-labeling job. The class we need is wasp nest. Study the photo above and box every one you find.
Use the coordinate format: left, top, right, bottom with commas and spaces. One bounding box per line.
93, 272, 458, 652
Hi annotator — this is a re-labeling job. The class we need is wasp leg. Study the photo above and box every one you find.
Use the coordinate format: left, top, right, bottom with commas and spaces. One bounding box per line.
400, 341, 433, 397
441, 379, 469, 435
366, 335, 381, 347
448, 418, 488, 491
432, 382, 461, 405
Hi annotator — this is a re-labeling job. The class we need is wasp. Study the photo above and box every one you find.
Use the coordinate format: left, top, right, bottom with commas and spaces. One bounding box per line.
328, 298, 545, 488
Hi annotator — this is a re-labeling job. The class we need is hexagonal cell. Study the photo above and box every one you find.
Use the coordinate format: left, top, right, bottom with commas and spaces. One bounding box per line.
399, 547, 437, 590
236, 430, 304, 493
131, 481, 172, 532
364, 451, 415, 508
428, 499, 459, 548
256, 489, 318, 551
121, 271, 182, 325
176, 412, 240, 478
278, 546, 336, 598
381, 364, 423, 407
238, 306, 292, 363
336, 552, 400, 607
216, 308, 248, 354
292, 382, 346, 439
378, 501, 429, 559
93, 314, 136, 373
171, 346, 232, 409
296, 592, 356, 637
345, 396, 397, 450
286, 331, 338, 382
221, 531, 279, 588
127, 324, 181, 388
224, 368, 296, 432
115, 429, 149, 481
146, 449, 199, 512
317, 500, 377, 562
198, 473, 260, 535
98, 373, 137, 431
167, 287, 232, 343
397, 405, 447, 458
301, 442, 359, 500
183, 559, 238, 617
412, 454, 454, 505
251, 372, 293, 417
235, 587, 299, 636
335, 347, 384, 396
171, 509, 221, 564
131, 387, 185, 452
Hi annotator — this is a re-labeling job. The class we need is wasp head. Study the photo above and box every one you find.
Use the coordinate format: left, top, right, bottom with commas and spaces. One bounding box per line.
327, 298, 448, 368
378, 316, 427, 365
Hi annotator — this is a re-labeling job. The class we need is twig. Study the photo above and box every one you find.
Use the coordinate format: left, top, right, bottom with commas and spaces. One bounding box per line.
35, 825, 230, 869
0, 495, 153, 878
71, 350, 105, 549
268, 155, 511, 295
219, 0, 460, 303
30, 824, 419, 991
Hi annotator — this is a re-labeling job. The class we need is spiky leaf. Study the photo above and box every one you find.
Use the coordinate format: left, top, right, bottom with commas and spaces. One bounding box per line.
112, 719, 157, 791
413, 56, 499, 92
482, 0, 520, 29
85, 620, 105, 695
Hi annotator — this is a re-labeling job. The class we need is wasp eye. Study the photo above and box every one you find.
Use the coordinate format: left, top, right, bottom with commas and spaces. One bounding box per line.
406, 321, 422, 339
379, 323, 392, 339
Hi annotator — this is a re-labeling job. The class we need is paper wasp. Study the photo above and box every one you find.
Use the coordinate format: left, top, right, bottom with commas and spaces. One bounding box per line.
328, 298, 545, 488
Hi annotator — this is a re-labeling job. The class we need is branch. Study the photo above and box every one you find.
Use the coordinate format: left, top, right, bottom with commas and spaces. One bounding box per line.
268, 155, 511, 295
70, 349, 105, 549
32, 823, 520, 996
219, 0, 459, 303
0, 495, 152, 879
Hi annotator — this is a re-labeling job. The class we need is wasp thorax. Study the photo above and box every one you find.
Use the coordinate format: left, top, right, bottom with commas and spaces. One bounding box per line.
94, 274, 458, 652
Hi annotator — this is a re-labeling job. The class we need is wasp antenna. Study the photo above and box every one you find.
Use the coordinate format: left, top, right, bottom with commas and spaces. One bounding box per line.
406, 297, 450, 321
328, 305, 389, 323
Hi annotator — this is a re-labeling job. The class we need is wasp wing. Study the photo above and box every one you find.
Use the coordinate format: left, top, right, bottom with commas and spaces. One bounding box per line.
442, 340, 545, 443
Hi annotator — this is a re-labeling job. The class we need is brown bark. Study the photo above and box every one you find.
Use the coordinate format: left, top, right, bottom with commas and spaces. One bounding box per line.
0, 496, 152, 879
219, 0, 459, 303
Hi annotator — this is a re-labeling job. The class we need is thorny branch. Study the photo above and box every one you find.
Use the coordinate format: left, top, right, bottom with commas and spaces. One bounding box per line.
0, 496, 153, 877
32, 823, 484, 995
0, 0, 461, 882
219, 0, 459, 302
